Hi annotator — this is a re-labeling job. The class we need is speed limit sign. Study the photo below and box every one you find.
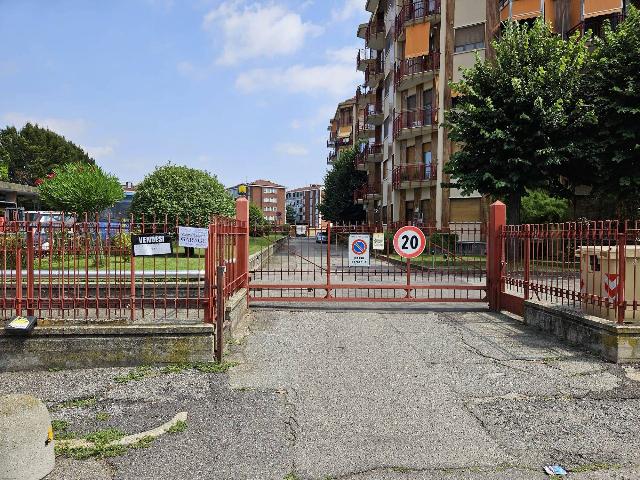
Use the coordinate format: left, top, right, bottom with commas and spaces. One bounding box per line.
393, 226, 427, 259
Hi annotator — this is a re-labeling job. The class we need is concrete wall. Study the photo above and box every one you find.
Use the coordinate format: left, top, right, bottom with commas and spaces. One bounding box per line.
0, 324, 215, 372
523, 300, 640, 363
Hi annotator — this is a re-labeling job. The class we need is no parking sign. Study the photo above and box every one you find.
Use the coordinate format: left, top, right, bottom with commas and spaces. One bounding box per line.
348, 234, 370, 267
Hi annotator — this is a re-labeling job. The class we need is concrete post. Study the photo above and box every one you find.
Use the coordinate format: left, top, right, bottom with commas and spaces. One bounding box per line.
487, 201, 506, 311
236, 197, 250, 290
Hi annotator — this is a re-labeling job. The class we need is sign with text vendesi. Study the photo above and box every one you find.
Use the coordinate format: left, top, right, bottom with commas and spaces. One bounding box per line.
132, 234, 173, 257
178, 226, 209, 249
348, 234, 370, 267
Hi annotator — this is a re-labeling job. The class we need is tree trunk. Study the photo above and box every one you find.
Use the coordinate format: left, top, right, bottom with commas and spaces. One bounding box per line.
506, 192, 522, 225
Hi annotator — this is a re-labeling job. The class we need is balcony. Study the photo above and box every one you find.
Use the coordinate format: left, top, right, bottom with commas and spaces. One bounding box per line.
392, 163, 437, 189
357, 49, 381, 72
354, 183, 382, 204
327, 151, 337, 165
356, 86, 376, 107
358, 19, 385, 50
355, 143, 384, 170
364, 58, 384, 88
395, 0, 441, 40
365, 0, 380, 13
567, 12, 625, 38
364, 101, 384, 126
393, 106, 437, 141
355, 118, 376, 141
395, 52, 440, 91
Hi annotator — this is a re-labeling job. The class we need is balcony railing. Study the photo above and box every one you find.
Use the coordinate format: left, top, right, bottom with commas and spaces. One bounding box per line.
567, 12, 625, 38
356, 86, 376, 106
355, 143, 383, 167
354, 183, 382, 202
364, 101, 383, 124
395, 52, 440, 88
357, 49, 382, 70
356, 118, 375, 138
366, 19, 386, 44
364, 58, 384, 86
327, 152, 337, 165
393, 106, 437, 140
392, 162, 437, 189
395, 0, 441, 39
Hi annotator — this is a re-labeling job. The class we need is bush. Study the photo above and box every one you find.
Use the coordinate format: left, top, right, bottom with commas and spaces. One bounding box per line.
428, 232, 458, 254
111, 232, 132, 254
0, 234, 25, 268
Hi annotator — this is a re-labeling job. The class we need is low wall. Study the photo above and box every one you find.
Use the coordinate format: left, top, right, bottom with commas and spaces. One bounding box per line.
0, 324, 215, 372
523, 300, 640, 363
224, 287, 248, 337
249, 236, 287, 273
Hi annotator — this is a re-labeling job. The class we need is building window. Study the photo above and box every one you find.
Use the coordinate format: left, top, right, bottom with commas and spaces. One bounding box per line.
454, 24, 485, 53
383, 116, 390, 139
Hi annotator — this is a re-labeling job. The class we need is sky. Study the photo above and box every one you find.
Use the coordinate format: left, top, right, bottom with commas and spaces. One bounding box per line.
0, 0, 368, 189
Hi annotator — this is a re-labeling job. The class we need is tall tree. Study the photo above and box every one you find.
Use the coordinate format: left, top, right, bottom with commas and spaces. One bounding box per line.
445, 20, 595, 223
38, 163, 124, 213
130, 164, 235, 226
318, 148, 367, 223
590, 6, 640, 218
0, 123, 94, 185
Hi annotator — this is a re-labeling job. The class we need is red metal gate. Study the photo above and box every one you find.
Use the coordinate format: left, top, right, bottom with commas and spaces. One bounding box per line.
248, 222, 487, 303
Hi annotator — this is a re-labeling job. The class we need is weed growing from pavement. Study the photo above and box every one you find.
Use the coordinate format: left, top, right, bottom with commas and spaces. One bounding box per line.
51, 420, 76, 440
52, 396, 97, 410
130, 436, 155, 449
283, 473, 300, 480
96, 411, 110, 421
85, 428, 126, 445
55, 442, 127, 460
167, 420, 188, 434
113, 361, 237, 384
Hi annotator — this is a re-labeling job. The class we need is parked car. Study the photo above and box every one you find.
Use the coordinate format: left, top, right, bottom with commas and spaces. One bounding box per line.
295, 225, 308, 237
315, 231, 328, 244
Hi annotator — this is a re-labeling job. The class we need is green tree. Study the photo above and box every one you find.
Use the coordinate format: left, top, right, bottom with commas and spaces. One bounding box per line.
318, 148, 367, 223
38, 163, 124, 213
521, 189, 569, 223
0, 123, 94, 185
286, 205, 296, 224
249, 202, 265, 227
445, 20, 595, 223
130, 164, 234, 226
590, 6, 640, 218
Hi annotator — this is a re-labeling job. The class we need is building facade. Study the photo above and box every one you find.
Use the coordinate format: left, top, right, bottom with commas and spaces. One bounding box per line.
329, 0, 489, 228
499, 0, 637, 37
286, 184, 325, 228
228, 180, 286, 224
327, 98, 357, 166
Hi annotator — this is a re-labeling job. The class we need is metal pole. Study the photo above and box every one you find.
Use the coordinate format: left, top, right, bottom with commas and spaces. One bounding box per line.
215, 265, 225, 362
26, 228, 34, 316
617, 231, 627, 324
326, 223, 332, 298
524, 224, 531, 301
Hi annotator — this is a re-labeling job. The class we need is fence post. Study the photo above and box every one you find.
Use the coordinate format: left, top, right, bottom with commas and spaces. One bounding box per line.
617, 231, 626, 325
26, 228, 34, 316
524, 224, 530, 301
215, 265, 225, 362
487, 201, 506, 311
235, 197, 250, 292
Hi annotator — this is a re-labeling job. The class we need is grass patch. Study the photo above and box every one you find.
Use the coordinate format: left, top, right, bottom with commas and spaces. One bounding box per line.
283, 473, 300, 480
167, 420, 188, 434
53, 396, 97, 410
114, 365, 153, 384
85, 428, 126, 445
160, 361, 237, 375
96, 412, 110, 422
130, 436, 155, 449
51, 420, 76, 440
55, 443, 127, 460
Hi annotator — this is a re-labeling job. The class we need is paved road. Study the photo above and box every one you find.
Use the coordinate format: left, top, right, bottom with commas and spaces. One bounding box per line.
2, 306, 640, 479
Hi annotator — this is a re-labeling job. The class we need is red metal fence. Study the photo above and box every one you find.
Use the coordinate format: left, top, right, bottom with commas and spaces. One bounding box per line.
0, 202, 248, 328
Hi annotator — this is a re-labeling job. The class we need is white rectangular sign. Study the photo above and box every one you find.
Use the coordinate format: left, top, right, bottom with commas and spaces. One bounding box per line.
348, 234, 370, 267
178, 226, 209, 249
372, 232, 385, 250
133, 243, 172, 256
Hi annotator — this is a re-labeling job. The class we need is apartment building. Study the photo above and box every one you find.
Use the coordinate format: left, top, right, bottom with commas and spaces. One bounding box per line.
499, 0, 638, 36
327, 98, 357, 165
331, 0, 489, 228
286, 184, 325, 228
228, 179, 286, 224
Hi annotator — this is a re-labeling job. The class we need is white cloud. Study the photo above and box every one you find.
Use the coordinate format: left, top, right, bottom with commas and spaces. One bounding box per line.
204, 1, 323, 66
275, 142, 309, 157
85, 145, 115, 159
325, 45, 360, 64
236, 63, 361, 96
331, 0, 366, 22
2, 112, 87, 139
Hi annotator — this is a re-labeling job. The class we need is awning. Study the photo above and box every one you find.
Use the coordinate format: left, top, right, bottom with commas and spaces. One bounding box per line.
583, 0, 622, 18
338, 126, 352, 138
405, 22, 431, 59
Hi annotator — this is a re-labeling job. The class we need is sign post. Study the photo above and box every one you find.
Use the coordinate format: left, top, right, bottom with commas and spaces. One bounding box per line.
393, 226, 427, 299
348, 234, 370, 267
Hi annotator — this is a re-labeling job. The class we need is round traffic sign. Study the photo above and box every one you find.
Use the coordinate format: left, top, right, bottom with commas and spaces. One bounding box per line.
393, 226, 426, 259
351, 238, 368, 255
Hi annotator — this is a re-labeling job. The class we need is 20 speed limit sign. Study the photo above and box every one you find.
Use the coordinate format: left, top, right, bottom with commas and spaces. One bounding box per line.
393, 226, 427, 259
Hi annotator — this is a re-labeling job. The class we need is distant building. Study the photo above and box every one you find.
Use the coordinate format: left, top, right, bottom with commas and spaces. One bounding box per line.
228, 179, 286, 224
104, 182, 136, 220
0, 181, 39, 216
286, 184, 324, 228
